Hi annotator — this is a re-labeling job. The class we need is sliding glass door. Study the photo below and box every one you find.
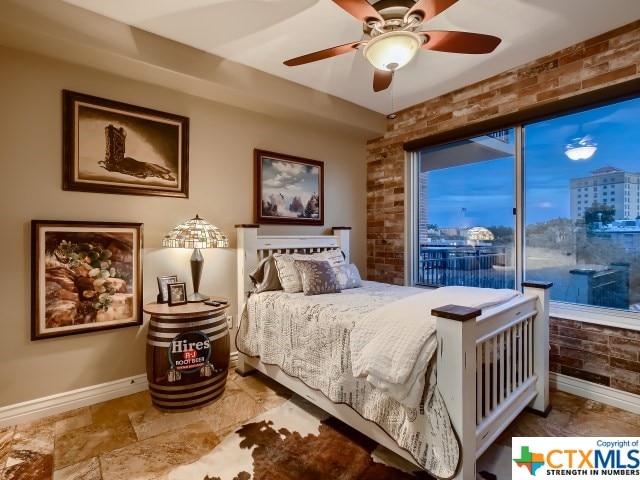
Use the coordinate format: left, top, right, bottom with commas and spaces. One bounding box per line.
415, 130, 516, 289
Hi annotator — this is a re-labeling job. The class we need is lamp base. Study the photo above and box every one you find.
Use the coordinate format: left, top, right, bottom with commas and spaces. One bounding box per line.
187, 292, 210, 303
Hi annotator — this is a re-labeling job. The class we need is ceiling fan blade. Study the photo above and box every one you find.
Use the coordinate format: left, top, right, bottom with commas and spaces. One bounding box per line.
373, 70, 393, 92
419, 31, 501, 54
332, 0, 385, 25
284, 41, 364, 66
405, 0, 458, 24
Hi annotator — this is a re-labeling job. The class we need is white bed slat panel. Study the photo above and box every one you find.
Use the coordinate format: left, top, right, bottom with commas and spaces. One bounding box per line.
256, 235, 339, 250
484, 342, 490, 419
475, 310, 536, 425
491, 336, 498, 412
499, 332, 505, 404
476, 347, 482, 424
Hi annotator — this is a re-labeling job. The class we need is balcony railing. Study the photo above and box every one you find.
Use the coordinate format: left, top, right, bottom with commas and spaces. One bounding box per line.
418, 245, 512, 289
487, 130, 510, 143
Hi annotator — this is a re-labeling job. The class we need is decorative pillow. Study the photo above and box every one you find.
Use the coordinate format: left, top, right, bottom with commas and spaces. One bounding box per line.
273, 250, 345, 293
294, 260, 341, 296
249, 256, 282, 293
333, 263, 363, 290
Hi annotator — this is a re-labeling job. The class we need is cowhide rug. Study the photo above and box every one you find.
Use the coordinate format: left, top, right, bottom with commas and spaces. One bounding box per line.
169, 396, 510, 480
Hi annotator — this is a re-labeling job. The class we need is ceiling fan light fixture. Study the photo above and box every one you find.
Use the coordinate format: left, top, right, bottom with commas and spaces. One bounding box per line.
565, 135, 597, 160
565, 145, 597, 161
363, 31, 422, 71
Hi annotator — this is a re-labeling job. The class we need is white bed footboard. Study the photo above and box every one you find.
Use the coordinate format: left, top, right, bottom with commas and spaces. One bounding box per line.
432, 280, 552, 479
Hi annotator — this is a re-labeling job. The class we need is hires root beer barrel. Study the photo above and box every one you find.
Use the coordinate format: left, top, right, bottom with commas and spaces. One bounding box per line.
144, 300, 230, 411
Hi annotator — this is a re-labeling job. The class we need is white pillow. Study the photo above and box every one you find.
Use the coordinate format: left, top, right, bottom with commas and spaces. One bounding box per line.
273, 250, 345, 293
333, 264, 363, 290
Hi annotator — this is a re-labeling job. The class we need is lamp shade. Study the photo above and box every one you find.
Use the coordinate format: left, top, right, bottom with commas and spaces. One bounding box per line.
162, 215, 228, 303
162, 215, 228, 249
363, 31, 422, 72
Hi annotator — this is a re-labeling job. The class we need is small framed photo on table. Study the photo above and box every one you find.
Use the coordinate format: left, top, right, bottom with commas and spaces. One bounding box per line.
157, 275, 178, 303
167, 282, 187, 306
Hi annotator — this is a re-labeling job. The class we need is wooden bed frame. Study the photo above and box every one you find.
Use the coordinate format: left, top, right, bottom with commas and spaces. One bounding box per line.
235, 225, 552, 479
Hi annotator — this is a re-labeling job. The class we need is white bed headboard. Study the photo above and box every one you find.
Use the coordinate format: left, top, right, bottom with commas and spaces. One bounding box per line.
235, 225, 351, 312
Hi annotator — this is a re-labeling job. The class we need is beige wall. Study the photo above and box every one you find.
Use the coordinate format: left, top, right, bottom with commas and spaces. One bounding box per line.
0, 46, 369, 407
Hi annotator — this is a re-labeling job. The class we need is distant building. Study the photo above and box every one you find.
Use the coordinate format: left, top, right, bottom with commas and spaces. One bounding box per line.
418, 172, 429, 245
569, 166, 640, 222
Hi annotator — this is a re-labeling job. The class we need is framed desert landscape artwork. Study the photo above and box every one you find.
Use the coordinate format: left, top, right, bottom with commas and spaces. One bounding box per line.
62, 90, 189, 198
254, 149, 324, 225
31, 220, 143, 340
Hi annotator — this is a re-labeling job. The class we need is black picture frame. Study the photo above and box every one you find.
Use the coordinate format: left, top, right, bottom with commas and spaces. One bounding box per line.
168, 282, 188, 306
157, 275, 178, 303
63, 90, 189, 198
254, 149, 324, 225
31, 220, 143, 340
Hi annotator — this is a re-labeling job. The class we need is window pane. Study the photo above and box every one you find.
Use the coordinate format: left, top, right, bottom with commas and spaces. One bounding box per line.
524, 98, 640, 312
416, 130, 515, 288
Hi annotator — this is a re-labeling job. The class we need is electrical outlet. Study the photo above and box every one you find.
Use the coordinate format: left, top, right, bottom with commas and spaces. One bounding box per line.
226, 315, 233, 330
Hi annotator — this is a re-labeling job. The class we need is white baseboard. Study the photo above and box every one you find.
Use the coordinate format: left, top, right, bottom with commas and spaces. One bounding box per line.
0, 374, 148, 428
0, 353, 241, 428
551, 372, 640, 415
6, 362, 633, 429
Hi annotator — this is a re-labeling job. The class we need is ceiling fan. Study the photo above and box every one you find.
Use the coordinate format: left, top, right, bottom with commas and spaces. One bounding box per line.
284, 0, 502, 92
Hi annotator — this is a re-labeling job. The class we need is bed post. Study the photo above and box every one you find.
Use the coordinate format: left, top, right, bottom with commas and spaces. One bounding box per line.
235, 224, 259, 376
522, 281, 553, 415
332, 227, 351, 263
236, 224, 260, 314
431, 305, 481, 480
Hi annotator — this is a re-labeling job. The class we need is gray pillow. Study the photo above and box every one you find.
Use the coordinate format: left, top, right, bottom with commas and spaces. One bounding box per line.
273, 250, 345, 293
294, 260, 341, 296
333, 264, 363, 290
249, 256, 282, 293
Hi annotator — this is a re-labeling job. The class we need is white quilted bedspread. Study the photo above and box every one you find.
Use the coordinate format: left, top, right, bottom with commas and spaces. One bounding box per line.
236, 281, 459, 478
350, 286, 522, 408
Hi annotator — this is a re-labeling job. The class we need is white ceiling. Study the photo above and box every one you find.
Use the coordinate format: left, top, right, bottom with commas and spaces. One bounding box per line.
60, 0, 640, 115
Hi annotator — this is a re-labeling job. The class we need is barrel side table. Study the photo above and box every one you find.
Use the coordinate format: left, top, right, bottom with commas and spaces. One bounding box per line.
144, 298, 230, 411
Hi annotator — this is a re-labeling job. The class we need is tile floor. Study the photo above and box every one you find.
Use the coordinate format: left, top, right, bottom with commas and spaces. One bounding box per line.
1, 370, 639, 479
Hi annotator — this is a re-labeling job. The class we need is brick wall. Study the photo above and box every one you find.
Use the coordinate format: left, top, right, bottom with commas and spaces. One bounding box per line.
366, 20, 640, 284
550, 317, 640, 396
366, 21, 640, 395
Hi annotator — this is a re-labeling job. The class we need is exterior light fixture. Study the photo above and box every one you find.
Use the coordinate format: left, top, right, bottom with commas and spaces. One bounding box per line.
363, 31, 422, 72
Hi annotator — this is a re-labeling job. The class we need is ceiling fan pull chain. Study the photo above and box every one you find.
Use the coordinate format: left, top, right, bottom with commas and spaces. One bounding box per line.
388, 77, 397, 119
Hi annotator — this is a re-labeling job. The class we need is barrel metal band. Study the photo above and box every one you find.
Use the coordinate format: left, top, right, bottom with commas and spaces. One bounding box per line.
149, 316, 223, 329
148, 371, 227, 391
149, 377, 226, 400
147, 329, 228, 346
147, 324, 227, 340
151, 388, 225, 408
147, 311, 225, 321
